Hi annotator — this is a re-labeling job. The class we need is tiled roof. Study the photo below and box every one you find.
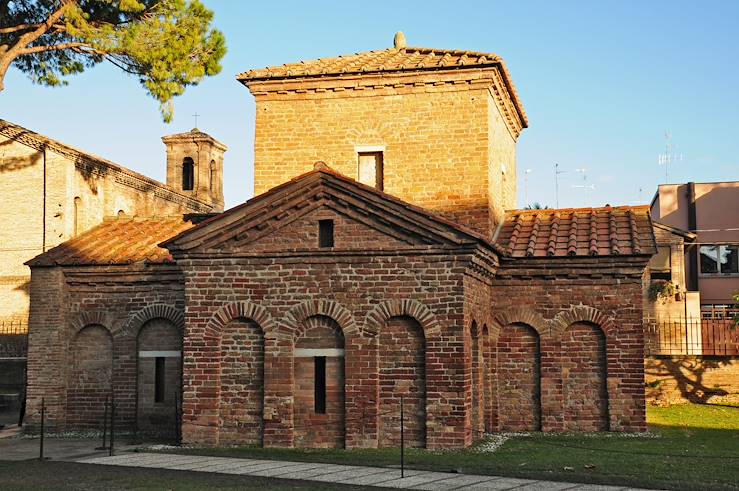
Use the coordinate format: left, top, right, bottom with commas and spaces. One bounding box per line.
237, 45, 527, 127
26, 216, 196, 267
494, 206, 656, 258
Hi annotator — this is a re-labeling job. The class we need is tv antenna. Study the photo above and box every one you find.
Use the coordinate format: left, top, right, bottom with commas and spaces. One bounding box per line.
524, 169, 533, 206
572, 184, 596, 206
554, 163, 566, 208
658, 131, 683, 182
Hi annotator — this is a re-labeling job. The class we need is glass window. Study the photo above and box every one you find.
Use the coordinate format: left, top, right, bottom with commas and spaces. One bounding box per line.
720, 245, 739, 274
700, 245, 719, 274
700, 244, 739, 275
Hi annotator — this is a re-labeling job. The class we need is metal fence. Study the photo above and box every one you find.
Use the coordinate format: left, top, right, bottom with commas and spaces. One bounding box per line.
0, 318, 28, 358
645, 318, 739, 356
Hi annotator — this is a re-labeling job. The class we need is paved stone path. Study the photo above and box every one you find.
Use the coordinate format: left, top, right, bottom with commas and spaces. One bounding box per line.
80, 452, 650, 490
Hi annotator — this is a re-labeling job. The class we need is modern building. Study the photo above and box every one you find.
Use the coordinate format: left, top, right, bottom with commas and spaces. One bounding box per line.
649, 181, 739, 320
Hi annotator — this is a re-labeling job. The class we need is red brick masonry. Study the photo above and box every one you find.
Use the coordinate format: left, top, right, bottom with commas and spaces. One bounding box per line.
24, 168, 653, 448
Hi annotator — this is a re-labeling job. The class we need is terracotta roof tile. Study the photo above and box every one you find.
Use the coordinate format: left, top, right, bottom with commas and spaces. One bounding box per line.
237, 46, 527, 127
26, 216, 196, 267
495, 206, 656, 258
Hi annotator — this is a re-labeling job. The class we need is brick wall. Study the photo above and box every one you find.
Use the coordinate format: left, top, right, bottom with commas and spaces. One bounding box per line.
25, 264, 185, 433
378, 316, 426, 448
497, 323, 541, 431
219, 318, 264, 445
66, 325, 112, 429
179, 247, 478, 449
491, 256, 649, 433
251, 81, 516, 235
562, 323, 609, 431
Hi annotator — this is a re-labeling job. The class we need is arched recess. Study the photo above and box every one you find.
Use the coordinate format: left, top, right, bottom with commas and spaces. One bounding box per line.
497, 323, 542, 431
293, 315, 345, 448
365, 300, 439, 449
204, 301, 274, 445
562, 322, 609, 431
482, 324, 494, 432
378, 315, 426, 448
218, 316, 265, 445
470, 322, 483, 440
66, 324, 113, 429
136, 318, 182, 436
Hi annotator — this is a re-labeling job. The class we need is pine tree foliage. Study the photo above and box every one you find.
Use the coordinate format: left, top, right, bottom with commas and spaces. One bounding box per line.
0, 0, 226, 121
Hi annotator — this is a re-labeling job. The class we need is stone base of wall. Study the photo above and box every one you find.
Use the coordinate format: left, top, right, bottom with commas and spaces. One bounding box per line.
645, 356, 739, 405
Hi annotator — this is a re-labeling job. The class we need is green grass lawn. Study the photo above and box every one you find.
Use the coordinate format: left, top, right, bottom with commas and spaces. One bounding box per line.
157, 404, 739, 491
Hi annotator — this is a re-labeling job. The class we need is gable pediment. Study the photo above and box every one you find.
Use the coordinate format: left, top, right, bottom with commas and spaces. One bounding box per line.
163, 167, 493, 256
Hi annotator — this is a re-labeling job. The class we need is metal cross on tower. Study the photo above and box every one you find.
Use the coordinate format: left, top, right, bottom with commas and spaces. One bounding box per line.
193, 113, 201, 128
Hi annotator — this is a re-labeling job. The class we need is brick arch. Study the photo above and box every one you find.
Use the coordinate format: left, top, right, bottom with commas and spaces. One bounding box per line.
492, 307, 547, 337
283, 299, 358, 341
68, 310, 115, 336
119, 304, 184, 339
550, 305, 614, 339
205, 301, 276, 338
364, 299, 441, 338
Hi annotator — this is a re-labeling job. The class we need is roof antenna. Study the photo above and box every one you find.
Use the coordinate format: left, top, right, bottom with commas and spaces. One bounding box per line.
658, 130, 683, 183
394, 31, 407, 49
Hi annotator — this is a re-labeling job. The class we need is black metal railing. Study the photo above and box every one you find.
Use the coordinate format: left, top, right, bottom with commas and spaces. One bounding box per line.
645, 318, 739, 356
0, 318, 28, 358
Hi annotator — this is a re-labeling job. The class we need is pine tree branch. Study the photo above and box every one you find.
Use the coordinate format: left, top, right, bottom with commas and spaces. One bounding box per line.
19, 42, 95, 55
0, 24, 37, 35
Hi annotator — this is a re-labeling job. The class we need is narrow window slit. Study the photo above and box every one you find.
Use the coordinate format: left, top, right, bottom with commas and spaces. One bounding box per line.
314, 356, 326, 414
155, 357, 166, 403
319, 219, 334, 248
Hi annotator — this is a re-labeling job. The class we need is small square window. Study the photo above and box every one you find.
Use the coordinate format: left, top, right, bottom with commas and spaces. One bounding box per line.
319, 219, 334, 248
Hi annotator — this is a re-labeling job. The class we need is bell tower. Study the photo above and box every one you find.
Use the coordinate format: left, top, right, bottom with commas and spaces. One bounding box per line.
162, 128, 226, 212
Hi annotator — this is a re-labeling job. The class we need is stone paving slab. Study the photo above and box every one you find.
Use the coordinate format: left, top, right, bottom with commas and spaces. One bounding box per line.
369, 471, 470, 488
77, 452, 649, 491
408, 473, 499, 490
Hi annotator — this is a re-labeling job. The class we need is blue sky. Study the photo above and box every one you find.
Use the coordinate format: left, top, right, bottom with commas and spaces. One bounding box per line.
1, 0, 737, 209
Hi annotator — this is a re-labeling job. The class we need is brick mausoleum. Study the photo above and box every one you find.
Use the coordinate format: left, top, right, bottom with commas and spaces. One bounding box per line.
24, 34, 656, 449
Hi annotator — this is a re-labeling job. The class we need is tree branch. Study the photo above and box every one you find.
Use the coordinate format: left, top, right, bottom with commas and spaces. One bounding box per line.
0, 24, 38, 35
19, 42, 103, 56
16, 0, 76, 49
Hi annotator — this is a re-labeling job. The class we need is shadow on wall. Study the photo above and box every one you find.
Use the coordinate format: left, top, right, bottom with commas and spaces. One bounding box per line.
645, 356, 733, 404
0, 134, 41, 173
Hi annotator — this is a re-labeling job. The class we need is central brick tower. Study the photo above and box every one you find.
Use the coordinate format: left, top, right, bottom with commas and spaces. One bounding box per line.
238, 32, 527, 235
